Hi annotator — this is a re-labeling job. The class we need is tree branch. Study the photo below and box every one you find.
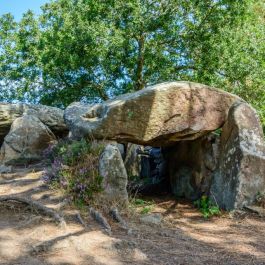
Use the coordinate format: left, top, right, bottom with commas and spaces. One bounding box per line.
135, 33, 146, 90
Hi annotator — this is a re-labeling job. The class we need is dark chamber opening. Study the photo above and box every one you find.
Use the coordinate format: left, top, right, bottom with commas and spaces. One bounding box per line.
126, 133, 220, 202
127, 145, 171, 196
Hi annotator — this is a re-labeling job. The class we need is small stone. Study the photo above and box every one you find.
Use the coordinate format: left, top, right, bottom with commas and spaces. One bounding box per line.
140, 213, 162, 225
127, 228, 133, 235
158, 231, 171, 237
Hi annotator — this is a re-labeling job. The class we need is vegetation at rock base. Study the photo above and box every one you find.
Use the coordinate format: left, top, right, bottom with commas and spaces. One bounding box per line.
0, 0, 264, 130
194, 195, 221, 218
130, 198, 155, 215
43, 139, 104, 207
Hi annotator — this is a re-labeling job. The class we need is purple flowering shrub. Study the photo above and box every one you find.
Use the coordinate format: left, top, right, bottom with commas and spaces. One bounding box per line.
43, 139, 104, 205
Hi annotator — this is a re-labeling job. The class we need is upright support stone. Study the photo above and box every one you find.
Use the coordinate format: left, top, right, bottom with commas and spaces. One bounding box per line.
124, 143, 143, 178
210, 102, 265, 209
99, 144, 128, 207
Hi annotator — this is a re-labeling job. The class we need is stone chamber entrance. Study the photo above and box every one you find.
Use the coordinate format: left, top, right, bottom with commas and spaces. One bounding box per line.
126, 144, 171, 196
125, 132, 220, 207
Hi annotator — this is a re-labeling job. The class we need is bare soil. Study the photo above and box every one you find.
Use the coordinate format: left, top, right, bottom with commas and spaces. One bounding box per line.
0, 166, 264, 265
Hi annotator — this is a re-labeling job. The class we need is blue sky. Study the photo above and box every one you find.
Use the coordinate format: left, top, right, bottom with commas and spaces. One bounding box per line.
0, 0, 49, 20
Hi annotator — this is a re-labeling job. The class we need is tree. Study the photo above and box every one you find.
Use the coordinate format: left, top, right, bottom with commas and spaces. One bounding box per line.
0, 0, 264, 130
0, 13, 18, 101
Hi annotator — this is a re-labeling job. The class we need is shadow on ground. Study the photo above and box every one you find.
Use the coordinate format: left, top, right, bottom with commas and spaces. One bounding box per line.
0, 167, 265, 265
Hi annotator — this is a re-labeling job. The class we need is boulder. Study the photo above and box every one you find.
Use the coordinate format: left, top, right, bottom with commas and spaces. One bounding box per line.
91, 140, 125, 159
124, 143, 143, 178
24, 104, 67, 136
64, 81, 242, 146
64, 102, 92, 140
0, 103, 67, 144
140, 213, 162, 226
99, 144, 128, 206
0, 115, 57, 165
210, 102, 265, 209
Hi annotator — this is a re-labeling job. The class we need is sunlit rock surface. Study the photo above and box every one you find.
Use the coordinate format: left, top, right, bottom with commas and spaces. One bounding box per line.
64, 81, 242, 146
0, 115, 56, 165
210, 102, 265, 209
0, 103, 67, 144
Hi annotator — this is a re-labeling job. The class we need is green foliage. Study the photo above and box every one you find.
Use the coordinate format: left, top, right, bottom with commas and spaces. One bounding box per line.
131, 198, 154, 214
213, 128, 222, 137
134, 198, 147, 206
194, 195, 221, 218
140, 206, 153, 215
43, 139, 104, 205
0, 0, 264, 129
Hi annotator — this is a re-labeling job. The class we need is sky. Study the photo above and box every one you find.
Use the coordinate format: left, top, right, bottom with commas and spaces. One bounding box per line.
0, 0, 49, 20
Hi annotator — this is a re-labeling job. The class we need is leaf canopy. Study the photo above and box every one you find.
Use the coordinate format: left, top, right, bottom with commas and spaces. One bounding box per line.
0, 0, 264, 128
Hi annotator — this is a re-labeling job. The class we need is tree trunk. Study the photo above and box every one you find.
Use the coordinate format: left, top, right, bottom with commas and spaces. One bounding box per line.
135, 33, 145, 91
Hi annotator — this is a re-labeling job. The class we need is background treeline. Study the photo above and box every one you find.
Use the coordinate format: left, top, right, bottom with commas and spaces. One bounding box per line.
0, 0, 264, 129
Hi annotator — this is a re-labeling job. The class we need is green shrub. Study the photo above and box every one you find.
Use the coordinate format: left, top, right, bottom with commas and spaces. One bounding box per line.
194, 195, 221, 218
43, 139, 104, 206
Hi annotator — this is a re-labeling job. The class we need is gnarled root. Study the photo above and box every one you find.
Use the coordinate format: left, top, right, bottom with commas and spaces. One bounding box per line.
109, 207, 132, 234
0, 195, 66, 227
89, 207, 111, 235
109, 207, 128, 229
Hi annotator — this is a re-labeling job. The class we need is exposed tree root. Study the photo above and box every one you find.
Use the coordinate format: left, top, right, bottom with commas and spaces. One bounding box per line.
89, 207, 111, 235
75, 211, 87, 228
109, 207, 130, 232
16, 216, 42, 229
31, 241, 54, 255
0, 195, 66, 226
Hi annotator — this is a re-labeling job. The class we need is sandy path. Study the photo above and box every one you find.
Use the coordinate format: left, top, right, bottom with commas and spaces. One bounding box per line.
0, 167, 264, 265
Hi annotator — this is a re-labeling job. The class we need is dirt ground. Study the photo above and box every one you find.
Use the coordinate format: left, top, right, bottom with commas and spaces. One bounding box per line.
0, 166, 264, 265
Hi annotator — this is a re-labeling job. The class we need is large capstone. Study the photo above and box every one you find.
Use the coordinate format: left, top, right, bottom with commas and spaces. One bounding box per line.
0, 115, 57, 165
64, 81, 242, 146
